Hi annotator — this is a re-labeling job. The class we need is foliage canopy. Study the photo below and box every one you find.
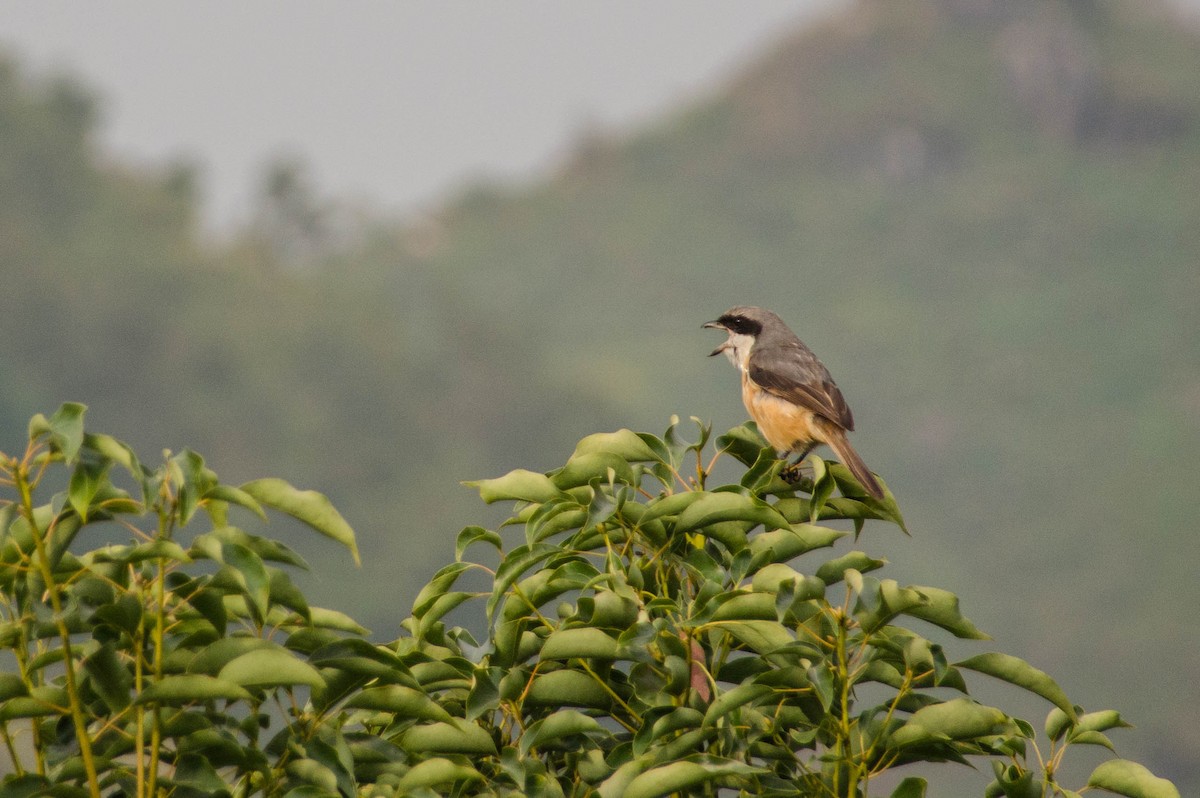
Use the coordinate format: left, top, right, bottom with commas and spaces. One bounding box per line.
0, 405, 1178, 797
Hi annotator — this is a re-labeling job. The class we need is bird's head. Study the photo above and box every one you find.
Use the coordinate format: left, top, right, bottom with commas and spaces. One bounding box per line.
703, 306, 777, 368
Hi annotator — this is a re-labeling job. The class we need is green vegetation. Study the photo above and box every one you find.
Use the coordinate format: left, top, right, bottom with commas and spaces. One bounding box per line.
0, 406, 1179, 796
1, 0, 1197, 791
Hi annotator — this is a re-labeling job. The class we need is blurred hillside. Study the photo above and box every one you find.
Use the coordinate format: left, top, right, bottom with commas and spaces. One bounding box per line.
1, 0, 1198, 791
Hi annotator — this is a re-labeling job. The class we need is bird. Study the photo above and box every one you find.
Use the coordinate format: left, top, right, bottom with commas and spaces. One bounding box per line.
703, 306, 884, 499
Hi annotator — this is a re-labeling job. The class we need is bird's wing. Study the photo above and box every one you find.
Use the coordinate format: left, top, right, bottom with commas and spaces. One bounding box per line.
748, 342, 856, 431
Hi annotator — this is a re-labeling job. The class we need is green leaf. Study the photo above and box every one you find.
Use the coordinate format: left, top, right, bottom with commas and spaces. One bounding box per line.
641, 491, 706, 522
67, 459, 110, 523
526, 669, 611, 708
203, 484, 268, 521
466, 666, 501, 720
307, 639, 408, 679
815, 551, 885, 584
309, 607, 369, 635
398, 719, 498, 755
738, 447, 784, 492
412, 561, 473, 616
808, 662, 835, 711
188, 637, 280, 675
750, 522, 845, 558
675, 492, 790, 535
1045, 706, 1076, 742
199, 524, 310, 569
94, 539, 191, 565
486, 543, 561, 620
808, 455, 835, 522
267, 566, 311, 621
285, 759, 338, 794
1087, 760, 1180, 798
709, 620, 794, 654
710, 592, 777, 622
903, 585, 989, 639
465, 469, 562, 504
0, 687, 68, 719
957, 652, 1075, 722
172, 753, 230, 793
585, 590, 639, 629
623, 760, 763, 798
91, 592, 144, 637
456, 525, 501, 560
702, 683, 772, 727
552, 452, 636, 489
82, 431, 145, 484
891, 777, 928, 797
218, 648, 325, 689
82, 642, 132, 712
1070, 730, 1117, 751
715, 423, 768, 466
44, 512, 83, 570
413, 592, 474, 637
540, 627, 623, 661
343, 686, 452, 721
395, 758, 484, 790
173, 448, 215, 526
690, 520, 752, 552
572, 429, 661, 463
1075, 709, 1133, 735
281, 788, 338, 798
221, 542, 270, 623
600, 732, 706, 797
38, 402, 86, 462
0, 675, 27, 702
527, 503, 589, 544
27, 412, 50, 441
0, 775, 59, 798
135, 674, 253, 704
633, 707, 705, 756
857, 579, 929, 633
890, 698, 1009, 747
826, 461, 907, 531
988, 762, 1041, 798
240, 477, 359, 565
520, 709, 606, 754
584, 483, 621, 529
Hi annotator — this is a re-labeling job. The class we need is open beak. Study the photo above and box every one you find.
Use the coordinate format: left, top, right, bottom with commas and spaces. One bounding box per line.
703, 320, 729, 357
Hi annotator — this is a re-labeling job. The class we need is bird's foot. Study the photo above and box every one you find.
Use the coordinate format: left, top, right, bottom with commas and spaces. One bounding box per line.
780, 446, 815, 485
781, 462, 807, 484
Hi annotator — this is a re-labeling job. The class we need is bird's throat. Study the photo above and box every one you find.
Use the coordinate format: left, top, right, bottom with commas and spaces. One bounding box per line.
722, 332, 755, 372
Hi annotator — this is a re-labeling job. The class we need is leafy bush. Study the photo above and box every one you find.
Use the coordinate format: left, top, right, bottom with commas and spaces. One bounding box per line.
0, 406, 1178, 797
0, 403, 366, 797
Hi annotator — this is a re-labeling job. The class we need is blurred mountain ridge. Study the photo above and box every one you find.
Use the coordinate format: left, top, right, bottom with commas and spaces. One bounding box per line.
0, 0, 1197, 790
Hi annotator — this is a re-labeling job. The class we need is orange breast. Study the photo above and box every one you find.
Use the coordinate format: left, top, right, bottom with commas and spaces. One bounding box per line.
741, 371, 822, 453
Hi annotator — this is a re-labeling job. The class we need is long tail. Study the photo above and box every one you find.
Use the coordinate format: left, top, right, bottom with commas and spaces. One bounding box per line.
818, 422, 884, 499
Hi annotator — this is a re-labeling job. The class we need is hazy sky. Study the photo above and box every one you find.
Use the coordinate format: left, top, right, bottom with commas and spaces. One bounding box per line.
0, 2, 844, 230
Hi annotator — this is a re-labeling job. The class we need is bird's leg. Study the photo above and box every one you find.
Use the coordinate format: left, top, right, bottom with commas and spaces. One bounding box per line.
780, 444, 816, 484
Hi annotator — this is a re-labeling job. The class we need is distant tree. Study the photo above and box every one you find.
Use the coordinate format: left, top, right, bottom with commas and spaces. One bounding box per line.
0, 406, 1178, 796
253, 156, 336, 268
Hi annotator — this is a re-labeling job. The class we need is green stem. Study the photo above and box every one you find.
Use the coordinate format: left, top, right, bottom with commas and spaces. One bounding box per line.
862, 668, 914, 776
16, 463, 101, 797
11, 612, 45, 776
147, 555, 166, 798
0, 722, 22, 776
577, 659, 640, 731
134, 572, 146, 798
835, 613, 858, 798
